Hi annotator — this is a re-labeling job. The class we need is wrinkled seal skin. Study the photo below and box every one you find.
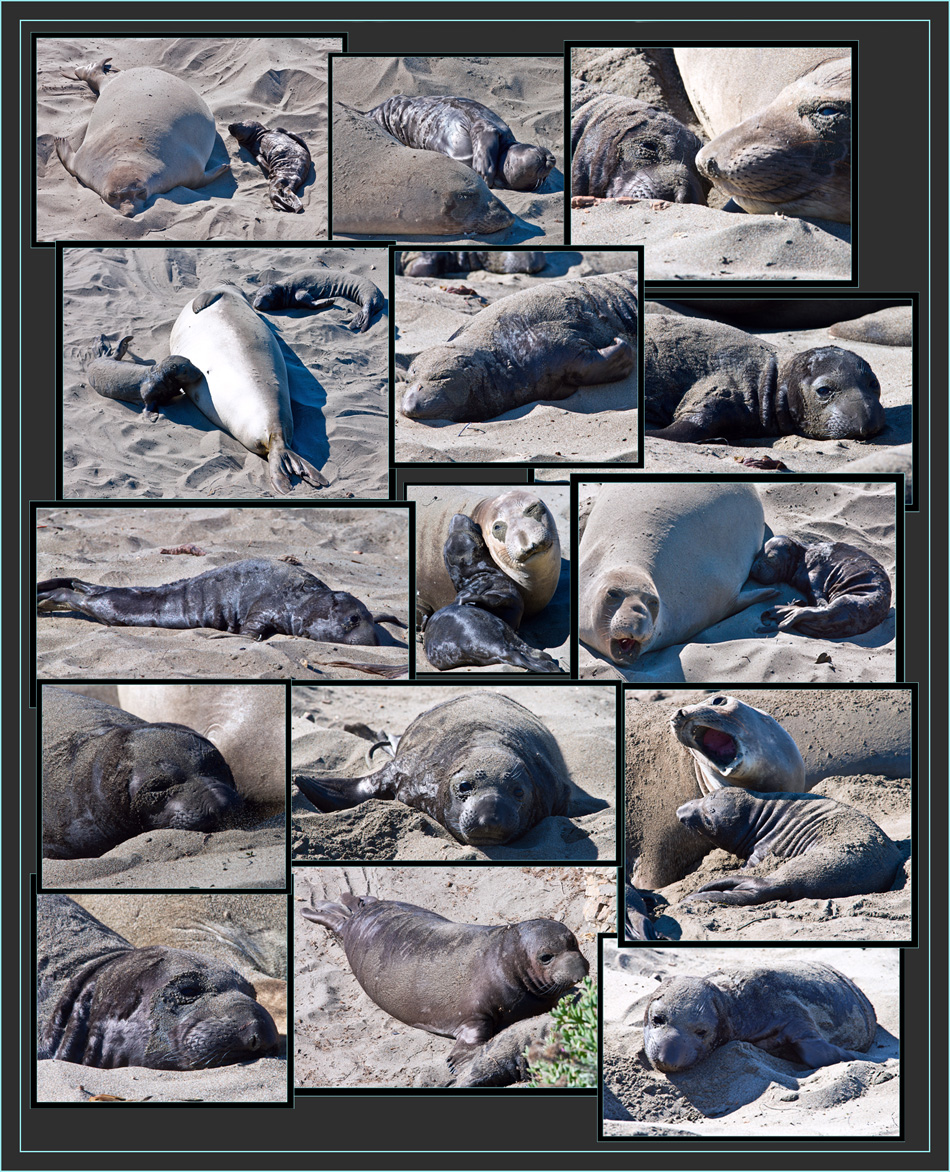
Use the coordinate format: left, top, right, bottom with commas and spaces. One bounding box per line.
570, 80, 708, 204
643, 961, 876, 1074
251, 267, 385, 333
441, 513, 524, 628
696, 57, 851, 223
293, 691, 571, 845
751, 536, 892, 638
644, 316, 884, 443
54, 58, 230, 217
363, 95, 555, 191
228, 120, 311, 212
402, 270, 638, 422
85, 335, 203, 419
677, 787, 903, 905
301, 892, 588, 1063
42, 687, 242, 859
396, 250, 546, 277
36, 557, 405, 647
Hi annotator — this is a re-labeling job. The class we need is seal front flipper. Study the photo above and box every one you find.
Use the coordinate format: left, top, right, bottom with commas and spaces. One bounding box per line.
192, 160, 232, 188
559, 335, 636, 391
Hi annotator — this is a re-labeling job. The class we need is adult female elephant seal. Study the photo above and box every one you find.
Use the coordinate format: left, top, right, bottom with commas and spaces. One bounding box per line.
293, 691, 573, 845
301, 892, 588, 1063
42, 687, 241, 859
54, 58, 230, 217
401, 270, 638, 422
84, 335, 203, 419
169, 284, 327, 493
251, 267, 385, 333
644, 315, 884, 443
228, 120, 311, 213
579, 481, 776, 667
677, 788, 903, 905
642, 961, 876, 1073
37, 894, 278, 1069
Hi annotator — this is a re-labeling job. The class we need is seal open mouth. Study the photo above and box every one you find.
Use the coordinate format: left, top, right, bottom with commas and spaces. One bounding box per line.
612, 637, 641, 662
696, 726, 737, 767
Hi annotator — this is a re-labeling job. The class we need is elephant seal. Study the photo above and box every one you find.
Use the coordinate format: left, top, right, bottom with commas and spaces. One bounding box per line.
359, 96, 555, 191
292, 691, 572, 845
169, 284, 328, 493
644, 316, 884, 443
570, 80, 708, 204
227, 120, 311, 212
54, 58, 230, 217
84, 335, 203, 419
578, 481, 776, 666
676, 788, 903, 905
643, 961, 876, 1073
751, 537, 892, 638
440, 513, 524, 628
38, 895, 278, 1069
401, 270, 638, 422
42, 687, 242, 859
250, 267, 385, 332
36, 557, 406, 646
396, 251, 546, 277
301, 892, 588, 1062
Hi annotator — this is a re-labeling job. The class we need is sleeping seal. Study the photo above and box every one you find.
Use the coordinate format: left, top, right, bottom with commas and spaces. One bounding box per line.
54, 58, 230, 217
228, 120, 312, 213
250, 267, 385, 333
396, 251, 546, 277
84, 335, 203, 419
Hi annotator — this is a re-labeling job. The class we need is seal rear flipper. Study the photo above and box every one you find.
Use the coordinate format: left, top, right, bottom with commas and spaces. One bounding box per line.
268, 445, 329, 494
293, 772, 392, 812
270, 181, 304, 214
563, 336, 636, 388
299, 901, 351, 933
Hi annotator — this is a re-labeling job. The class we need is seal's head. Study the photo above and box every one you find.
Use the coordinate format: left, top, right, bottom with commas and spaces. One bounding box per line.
676, 788, 762, 855
643, 975, 726, 1073
101, 163, 150, 217
401, 345, 496, 421
510, 920, 590, 994
749, 536, 807, 586
605, 115, 708, 204
440, 184, 513, 233
139, 356, 203, 419
482, 491, 557, 570
250, 284, 283, 311
778, 346, 884, 439
579, 567, 660, 665
439, 748, 545, 845
125, 724, 242, 832
228, 120, 267, 151
500, 142, 556, 191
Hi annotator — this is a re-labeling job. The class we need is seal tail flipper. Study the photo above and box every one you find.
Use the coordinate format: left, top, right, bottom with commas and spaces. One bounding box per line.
62, 57, 118, 93
36, 577, 106, 612
299, 901, 351, 933
269, 181, 304, 214
294, 772, 390, 812
268, 445, 330, 494
372, 613, 408, 630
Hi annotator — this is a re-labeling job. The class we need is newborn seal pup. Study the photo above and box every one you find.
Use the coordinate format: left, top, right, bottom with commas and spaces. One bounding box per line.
751, 536, 892, 638
42, 687, 242, 859
251, 267, 385, 332
54, 57, 230, 217
301, 893, 588, 1063
643, 961, 876, 1073
396, 251, 546, 277
676, 788, 903, 905
84, 335, 203, 420
228, 120, 311, 212
293, 691, 572, 845
644, 316, 884, 443
36, 557, 406, 646
401, 270, 638, 422
360, 95, 555, 191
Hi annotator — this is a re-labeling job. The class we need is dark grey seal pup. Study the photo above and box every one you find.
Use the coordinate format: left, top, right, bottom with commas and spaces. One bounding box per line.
359, 95, 555, 191
396, 251, 546, 277
677, 787, 903, 904
301, 892, 588, 1063
644, 315, 884, 443
36, 557, 407, 646
643, 961, 876, 1073
250, 266, 385, 332
84, 335, 203, 420
750, 537, 892, 638
228, 120, 312, 212
293, 691, 573, 845
38, 894, 278, 1069
402, 270, 638, 422
42, 687, 242, 859
570, 80, 708, 204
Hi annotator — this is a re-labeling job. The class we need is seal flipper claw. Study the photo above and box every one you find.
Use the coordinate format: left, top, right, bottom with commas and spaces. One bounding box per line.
268, 445, 329, 494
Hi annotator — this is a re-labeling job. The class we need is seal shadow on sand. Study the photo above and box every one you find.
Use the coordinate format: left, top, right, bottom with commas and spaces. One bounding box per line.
519, 557, 571, 651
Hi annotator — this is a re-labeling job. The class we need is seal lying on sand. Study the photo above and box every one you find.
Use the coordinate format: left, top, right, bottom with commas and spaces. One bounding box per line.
301, 892, 588, 1063
751, 537, 892, 638
228, 120, 311, 213
677, 788, 903, 905
396, 251, 546, 277
643, 961, 876, 1073
42, 687, 241, 859
36, 557, 406, 646
84, 335, 203, 420
359, 95, 555, 191
401, 270, 638, 422
293, 691, 573, 844
644, 316, 884, 443
55, 58, 230, 217
251, 267, 385, 332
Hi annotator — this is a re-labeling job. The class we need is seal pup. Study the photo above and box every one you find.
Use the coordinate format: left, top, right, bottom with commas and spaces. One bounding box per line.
358, 95, 555, 191
250, 267, 385, 333
54, 58, 230, 217
440, 513, 524, 627
401, 270, 638, 422
644, 316, 884, 443
676, 788, 903, 905
42, 688, 242, 859
293, 691, 573, 845
642, 961, 876, 1073
751, 536, 892, 638
84, 335, 203, 420
36, 557, 406, 647
301, 893, 588, 1063
228, 120, 311, 212
396, 251, 546, 277
169, 284, 328, 493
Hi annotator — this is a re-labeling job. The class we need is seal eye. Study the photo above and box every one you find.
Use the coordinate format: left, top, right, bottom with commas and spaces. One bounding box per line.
814, 385, 834, 400
711, 696, 727, 706
539, 952, 555, 964
456, 779, 476, 796
513, 786, 525, 800
651, 1013, 666, 1025
342, 614, 361, 631
492, 521, 507, 537
606, 587, 624, 601
816, 105, 841, 117
694, 1027, 709, 1038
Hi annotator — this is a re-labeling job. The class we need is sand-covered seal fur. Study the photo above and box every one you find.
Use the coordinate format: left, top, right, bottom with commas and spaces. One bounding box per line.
301, 892, 588, 1062
84, 335, 203, 419
228, 120, 311, 212
643, 961, 876, 1073
401, 270, 638, 422
251, 267, 385, 332
54, 58, 230, 217
396, 251, 546, 277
